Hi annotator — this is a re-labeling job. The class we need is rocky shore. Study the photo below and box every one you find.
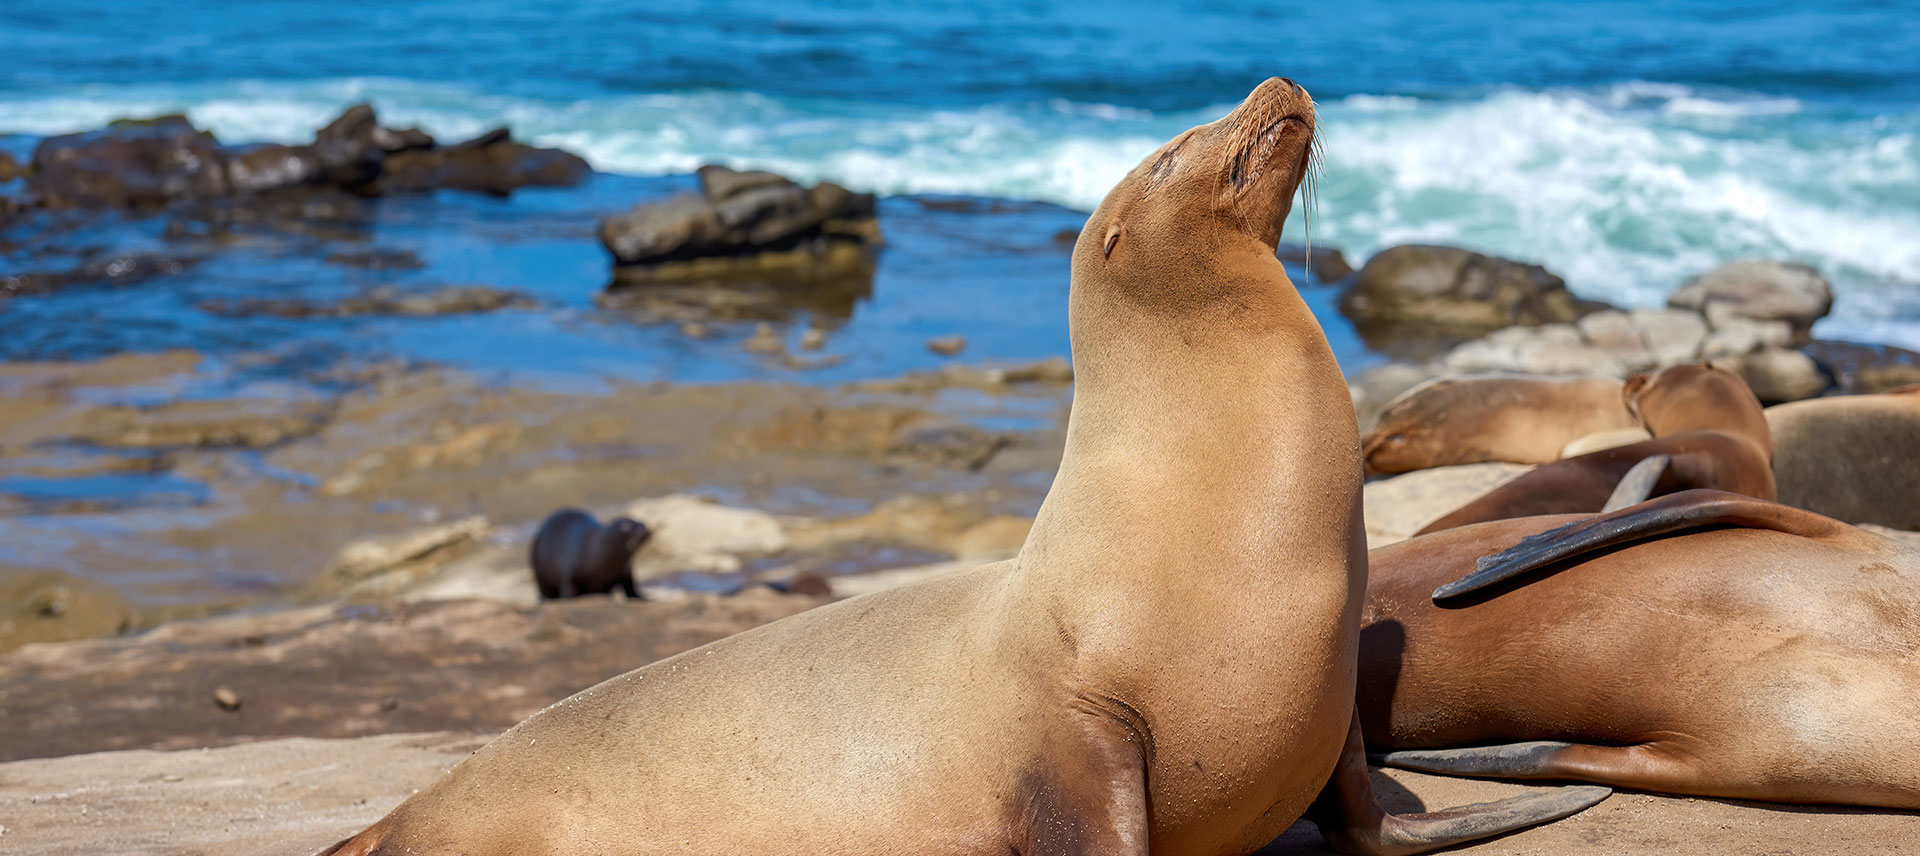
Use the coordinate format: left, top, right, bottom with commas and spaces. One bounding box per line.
4, 110, 1918, 855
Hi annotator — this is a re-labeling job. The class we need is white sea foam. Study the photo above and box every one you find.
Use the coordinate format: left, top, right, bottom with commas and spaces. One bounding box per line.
1, 78, 1914, 346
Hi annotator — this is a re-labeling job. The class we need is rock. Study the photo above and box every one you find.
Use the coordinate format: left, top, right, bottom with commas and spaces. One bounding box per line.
212, 687, 242, 711
927, 335, 967, 356
376, 128, 591, 195
0, 254, 197, 299
1669, 260, 1832, 340
1801, 340, 1920, 394
1629, 308, 1708, 365
1441, 325, 1629, 378
23, 106, 588, 211
1701, 307, 1793, 358
1730, 348, 1830, 403
1362, 463, 1533, 549
888, 420, 1011, 470
84, 396, 332, 450
1339, 244, 1607, 332
743, 323, 785, 354
310, 517, 492, 598
600, 165, 880, 286
799, 327, 827, 350
28, 115, 230, 208
201, 286, 532, 319
323, 248, 426, 270
1276, 243, 1354, 282
621, 494, 790, 578
0, 150, 20, 182
680, 321, 711, 339
0, 569, 138, 654
0, 594, 823, 763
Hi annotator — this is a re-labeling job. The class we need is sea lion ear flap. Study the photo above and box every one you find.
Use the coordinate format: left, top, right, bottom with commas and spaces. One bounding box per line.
1103, 222, 1122, 259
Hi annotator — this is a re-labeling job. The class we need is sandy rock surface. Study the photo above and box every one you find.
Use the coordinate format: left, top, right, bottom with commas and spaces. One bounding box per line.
0, 592, 822, 763
1362, 463, 1531, 548
2, 733, 1910, 856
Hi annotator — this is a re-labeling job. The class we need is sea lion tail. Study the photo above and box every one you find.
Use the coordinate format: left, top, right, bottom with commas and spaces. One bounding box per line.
1433, 489, 1854, 605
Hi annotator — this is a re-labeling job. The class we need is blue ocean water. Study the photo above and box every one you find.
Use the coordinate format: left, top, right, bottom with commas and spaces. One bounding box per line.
3, 0, 1918, 345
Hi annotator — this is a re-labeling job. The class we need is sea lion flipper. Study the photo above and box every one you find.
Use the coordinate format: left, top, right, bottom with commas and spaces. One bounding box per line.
1375, 741, 1700, 795
1600, 454, 1669, 512
1432, 489, 1853, 605
1313, 713, 1608, 855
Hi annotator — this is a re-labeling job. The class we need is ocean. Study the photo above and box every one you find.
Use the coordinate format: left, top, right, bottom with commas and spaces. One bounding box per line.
3, 0, 1917, 348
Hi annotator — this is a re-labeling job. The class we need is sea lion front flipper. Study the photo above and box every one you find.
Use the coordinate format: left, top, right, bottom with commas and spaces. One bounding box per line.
1374, 741, 1701, 795
1599, 454, 1669, 512
1432, 489, 1855, 605
1310, 712, 1609, 856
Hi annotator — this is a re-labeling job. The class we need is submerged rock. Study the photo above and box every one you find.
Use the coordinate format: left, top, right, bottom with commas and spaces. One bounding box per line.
599, 165, 881, 297
200, 285, 533, 319
1339, 244, 1609, 333
1275, 243, 1354, 282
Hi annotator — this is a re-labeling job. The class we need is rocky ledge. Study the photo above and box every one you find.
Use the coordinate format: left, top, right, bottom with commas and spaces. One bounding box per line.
17, 104, 589, 212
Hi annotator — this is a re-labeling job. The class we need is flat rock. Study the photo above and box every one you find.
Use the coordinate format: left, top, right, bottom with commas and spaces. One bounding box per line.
4, 732, 1907, 856
0, 569, 138, 654
622, 494, 791, 577
0, 592, 821, 762
1362, 463, 1532, 548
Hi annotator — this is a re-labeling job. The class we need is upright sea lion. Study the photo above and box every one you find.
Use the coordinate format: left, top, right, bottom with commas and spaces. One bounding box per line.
320, 78, 1599, 856
1766, 385, 1920, 530
1362, 375, 1638, 475
1413, 362, 1773, 534
528, 508, 650, 600
1360, 490, 1920, 810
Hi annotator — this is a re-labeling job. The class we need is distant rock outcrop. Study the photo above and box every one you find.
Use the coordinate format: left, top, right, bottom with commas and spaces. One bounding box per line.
1339, 244, 1611, 332
24, 104, 590, 210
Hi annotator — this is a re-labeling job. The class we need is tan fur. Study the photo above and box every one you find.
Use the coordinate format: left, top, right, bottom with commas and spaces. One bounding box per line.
1767, 387, 1920, 530
1364, 509, 1920, 809
1363, 375, 1638, 475
321, 77, 1359, 856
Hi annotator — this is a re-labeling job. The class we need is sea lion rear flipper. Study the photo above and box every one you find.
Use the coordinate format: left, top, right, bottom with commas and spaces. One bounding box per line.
1599, 454, 1669, 512
1433, 489, 1854, 605
1374, 741, 1701, 795
1310, 712, 1609, 856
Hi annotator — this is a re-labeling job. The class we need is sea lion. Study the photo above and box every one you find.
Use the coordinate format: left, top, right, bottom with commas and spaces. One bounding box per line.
1362, 375, 1637, 475
1413, 362, 1773, 534
1766, 385, 1920, 530
528, 508, 650, 600
1359, 490, 1920, 811
319, 78, 1599, 856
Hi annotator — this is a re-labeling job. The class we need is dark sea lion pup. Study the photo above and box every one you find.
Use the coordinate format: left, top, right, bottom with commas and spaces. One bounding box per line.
529, 508, 650, 599
319, 77, 1600, 856
1414, 362, 1773, 534
1356, 490, 1920, 812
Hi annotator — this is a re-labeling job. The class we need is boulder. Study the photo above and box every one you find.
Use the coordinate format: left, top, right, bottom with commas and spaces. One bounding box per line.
1627, 308, 1708, 365
0, 150, 21, 182
1339, 244, 1607, 332
29, 115, 231, 208
621, 494, 790, 577
1730, 347, 1831, 403
1276, 243, 1354, 282
1668, 260, 1832, 340
600, 165, 881, 286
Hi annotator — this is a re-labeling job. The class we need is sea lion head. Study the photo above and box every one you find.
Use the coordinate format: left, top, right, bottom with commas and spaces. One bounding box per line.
603, 516, 653, 559
1074, 77, 1319, 298
1624, 362, 1768, 442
